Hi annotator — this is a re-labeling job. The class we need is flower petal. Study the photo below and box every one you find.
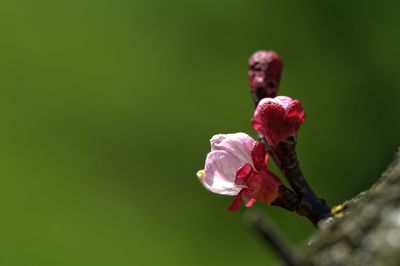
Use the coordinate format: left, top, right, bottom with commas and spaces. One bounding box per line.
228, 189, 245, 212
235, 163, 253, 185
251, 142, 268, 171
243, 193, 257, 208
252, 99, 286, 144
203, 150, 244, 195
274, 96, 293, 113
287, 99, 305, 126
210, 133, 255, 167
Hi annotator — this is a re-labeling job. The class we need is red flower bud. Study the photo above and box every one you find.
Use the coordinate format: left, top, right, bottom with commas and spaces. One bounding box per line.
248, 50, 283, 101
251, 96, 305, 147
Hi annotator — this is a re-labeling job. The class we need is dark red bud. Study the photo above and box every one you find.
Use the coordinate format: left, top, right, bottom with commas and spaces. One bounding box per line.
248, 50, 283, 103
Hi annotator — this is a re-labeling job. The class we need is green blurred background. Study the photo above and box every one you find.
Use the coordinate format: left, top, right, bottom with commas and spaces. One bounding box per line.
1, 0, 400, 265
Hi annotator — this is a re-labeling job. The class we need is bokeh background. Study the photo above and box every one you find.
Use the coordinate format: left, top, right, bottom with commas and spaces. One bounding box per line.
1, 0, 400, 265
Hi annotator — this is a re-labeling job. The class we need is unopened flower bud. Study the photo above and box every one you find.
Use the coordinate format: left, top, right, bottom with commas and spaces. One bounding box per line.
252, 96, 305, 147
248, 50, 283, 103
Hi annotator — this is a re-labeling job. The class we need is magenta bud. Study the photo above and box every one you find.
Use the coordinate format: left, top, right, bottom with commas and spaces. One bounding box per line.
248, 50, 283, 103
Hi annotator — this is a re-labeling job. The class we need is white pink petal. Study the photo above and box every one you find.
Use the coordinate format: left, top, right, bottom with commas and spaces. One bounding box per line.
199, 133, 256, 196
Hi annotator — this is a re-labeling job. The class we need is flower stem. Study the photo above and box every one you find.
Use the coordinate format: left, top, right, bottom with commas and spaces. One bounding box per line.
274, 139, 332, 226
272, 185, 299, 212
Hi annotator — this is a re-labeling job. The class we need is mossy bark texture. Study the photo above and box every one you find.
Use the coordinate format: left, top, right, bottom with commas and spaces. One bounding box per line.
300, 150, 400, 266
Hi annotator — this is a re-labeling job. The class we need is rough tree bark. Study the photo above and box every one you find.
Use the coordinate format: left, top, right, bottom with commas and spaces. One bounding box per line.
299, 149, 400, 266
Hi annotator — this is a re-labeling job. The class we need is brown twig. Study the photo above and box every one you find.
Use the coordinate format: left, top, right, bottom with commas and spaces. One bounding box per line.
244, 210, 300, 266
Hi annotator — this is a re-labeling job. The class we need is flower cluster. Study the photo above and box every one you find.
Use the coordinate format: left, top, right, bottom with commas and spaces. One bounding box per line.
197, 50, 330, 224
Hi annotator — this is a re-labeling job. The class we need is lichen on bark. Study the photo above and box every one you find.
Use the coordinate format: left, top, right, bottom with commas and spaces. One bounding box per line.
300, 149, 400, 266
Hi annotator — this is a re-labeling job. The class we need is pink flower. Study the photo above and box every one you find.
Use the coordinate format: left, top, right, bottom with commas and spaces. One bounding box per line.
251, 96, 305, 147
197, 133, 281, 212
248, 50, 283, 99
